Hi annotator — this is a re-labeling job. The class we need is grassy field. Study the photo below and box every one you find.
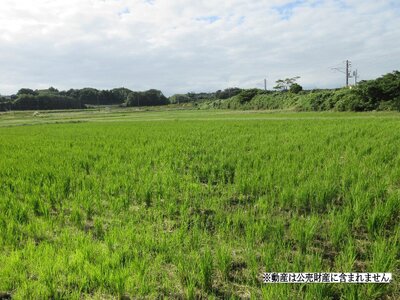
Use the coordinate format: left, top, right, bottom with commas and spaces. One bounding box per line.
0, 109, 399, 299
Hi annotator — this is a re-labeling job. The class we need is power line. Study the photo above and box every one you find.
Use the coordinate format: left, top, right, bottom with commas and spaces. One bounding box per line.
331, 60, 352, 87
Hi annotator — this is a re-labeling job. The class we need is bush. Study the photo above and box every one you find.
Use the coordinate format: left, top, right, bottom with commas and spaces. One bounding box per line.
237, 89, 260, 104
0, 101, 12, 111
333, 89, 363, 111
290, 83, 303, 94
210, 71, 400, 112
169, 94, 192, 104
352, 71, 400, 111
215, 88, 242, 99
17, 88, 37, 96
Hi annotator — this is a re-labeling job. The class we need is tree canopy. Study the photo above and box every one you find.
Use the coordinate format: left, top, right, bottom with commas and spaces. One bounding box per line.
126, 89, 168, 107
274, 76, 301, 91
355, 70, 400, 110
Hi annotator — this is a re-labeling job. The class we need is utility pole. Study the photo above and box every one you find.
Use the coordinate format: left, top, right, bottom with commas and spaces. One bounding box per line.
331, 60, 352, 87
353, 69, 358, 85
346, 60, 352, 87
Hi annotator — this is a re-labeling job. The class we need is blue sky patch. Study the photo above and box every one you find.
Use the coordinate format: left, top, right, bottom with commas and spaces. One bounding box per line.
196, 15, 221, 24
237, 16, 245, 26
118, 7, 130, 17
389, 1, 400, 13
273, 0, 305, 20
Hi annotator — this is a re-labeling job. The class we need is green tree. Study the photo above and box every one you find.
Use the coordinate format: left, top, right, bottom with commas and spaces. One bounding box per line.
274, 76, 300, 91
126, 90, 168, 107
111, 88, 132, 103
17, 88, 37, 96
356, 70, 400, 110
98, 90, 119, 105
169, 94, 192, 104
290, 83, 303, 94
237, 88, 260, 103
13, 94, 82, 110
216, 87, 242, 99
78, 88, 99, 105
47, 87, 59, 93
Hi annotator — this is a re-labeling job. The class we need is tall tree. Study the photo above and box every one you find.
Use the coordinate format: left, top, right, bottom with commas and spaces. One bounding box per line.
274, 76, 300, 91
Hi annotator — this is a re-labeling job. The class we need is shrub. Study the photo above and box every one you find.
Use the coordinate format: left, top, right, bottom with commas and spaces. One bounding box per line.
215, 88, 242, 99
0, 101, 12, 111
290, 83, 303, 94
355, 70, 400, 110
237, 89, 260, 104
169, 94, 192, 104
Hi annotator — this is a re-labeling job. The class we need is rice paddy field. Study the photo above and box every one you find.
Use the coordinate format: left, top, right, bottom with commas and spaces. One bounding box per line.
0, 109, 399, 299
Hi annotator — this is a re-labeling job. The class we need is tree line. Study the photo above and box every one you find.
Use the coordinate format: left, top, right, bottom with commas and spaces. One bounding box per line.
0, 70, 399, 111
0, 87, 168, 111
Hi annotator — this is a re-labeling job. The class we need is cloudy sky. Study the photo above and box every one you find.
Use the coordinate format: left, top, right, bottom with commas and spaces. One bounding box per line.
0, 0, 399, 96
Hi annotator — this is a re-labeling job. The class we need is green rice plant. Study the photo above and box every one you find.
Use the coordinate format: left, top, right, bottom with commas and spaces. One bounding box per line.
290, 215, 318, 254
0, 110, 399, 298
329, 208, 352, 249
334, 239, 356, 271
368, 237, 398, 273
245, 248, 259, 286
199, 249, 214, 293
185, 278, 197, 300
216, 245, 232, 281
364, 235, 399, 299
367, 193, 400, 236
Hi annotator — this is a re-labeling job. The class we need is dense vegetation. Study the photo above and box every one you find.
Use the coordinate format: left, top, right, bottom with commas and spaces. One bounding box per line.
126, 89, 168, 107
0, 98, 12, 111
0, 88, 167, 111
0, 71, 399, 111
13, 94, 83, 110
205, 71, 400, 111
0, 111, 399, 299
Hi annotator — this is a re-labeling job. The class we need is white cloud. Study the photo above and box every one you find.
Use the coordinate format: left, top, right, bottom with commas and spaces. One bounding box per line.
0, 0, 399, 95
